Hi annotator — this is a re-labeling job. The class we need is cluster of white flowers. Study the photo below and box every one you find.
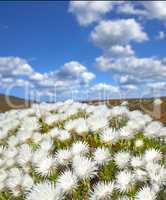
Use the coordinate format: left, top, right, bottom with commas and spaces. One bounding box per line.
0, 100, 166, 200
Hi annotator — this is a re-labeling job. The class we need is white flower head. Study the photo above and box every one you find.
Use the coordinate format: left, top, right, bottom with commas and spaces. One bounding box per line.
56, 170, 78, 194
135, 186, 157, 200
71, 141, 89, 156
114, 151, 131, 169
74, 118, 89, 135
143, 149, 162, 163
16, 144, 32, 166
144, 121, 163, 138
134, 169, 147, 182
119, 126, 133, 139
57, 130, 71, 141
100, 128, 119, 144
90, 181, 114, 200
130, 156, 144, 168
55, 148, 72, 166
93, 147, 111, 166
48, 127, 60, 138
72, 156, 98, 180
35, 156, 57, 177
26, 182, 63, 200
88, 115, 108, 132
116, 170, 136, 193
40, 138, 53, 151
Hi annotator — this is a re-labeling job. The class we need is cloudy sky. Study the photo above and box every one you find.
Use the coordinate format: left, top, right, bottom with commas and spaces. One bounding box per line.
0, 1, 166, 101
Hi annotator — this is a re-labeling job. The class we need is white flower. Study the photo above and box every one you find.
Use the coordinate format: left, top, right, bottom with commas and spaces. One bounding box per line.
57, 130, 71, 141
144, 121, 163, 138
31, 132, 42, 143
87, 115, 108, 131
145, 162, 166, 187
16, 144, 32, 166
48, 127, 60, 138
90, 181, 114, 200
93, 147, 111, 166
74, 118, 89, 135
55, 149, 72, 166
116, 170, 136, 193
21, 174, 34, 191
130, 156, 144, 168
114, 151, 131, 169
45, 115, 59, 126
72, 156, 98, 180
5, 168, 22, 196
134, 169, 147, 182
0, 169, 7, 190
32, 149, 48, 165
26, 182, 63, 200
143, 149, 162, 163
64, 120, 77, 131
35, 156, 56, 177
40, 138, 53, 151
7, 136, 20, 147
71, 141, 89, 156
100, 128, 119, 144
118, 197, 130, 200
119, 126, 133, 139
56, 170, 78, 194
135, 186, 157, 200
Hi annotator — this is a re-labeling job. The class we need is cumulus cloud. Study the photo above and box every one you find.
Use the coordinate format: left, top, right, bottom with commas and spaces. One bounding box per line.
69, 1, 113, 26
0, 57, 33, 77
156, 31, 165, 40
117, 1, 166, 21
90, 83, 119, 93
0, 57, 95, 100
90, 19, 148, 50
107, 45, 135, 57
96, 55, 166, 85
117, 2, 148, 16
142, 1, 166, 20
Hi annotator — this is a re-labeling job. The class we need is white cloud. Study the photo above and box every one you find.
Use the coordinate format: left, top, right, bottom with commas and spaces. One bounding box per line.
96, 55, 166, 84
107, 45, 135, 57
156, 31, 165, 40
142, 1, 166, 20
117, 2, 148, 16
69, 1, 113, 26
90, 83, 119, 93
90, 19, 148, 49
0, 57, 95, 99
117, 1, 166, 21
0, 57, 33, 77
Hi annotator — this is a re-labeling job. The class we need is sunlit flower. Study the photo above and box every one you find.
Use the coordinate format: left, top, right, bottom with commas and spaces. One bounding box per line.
93, 147, 111, 166
135, 186, 157, 200
114, 151, 131, 169
143, 149, 162, 163
55, 148, 72, 166
56, 170, 78, 194
72, 156, 98, 180
71, 141, 89, 156
90, 181, 114, 200
116, 170, 136, 193
26, 182, 63, 200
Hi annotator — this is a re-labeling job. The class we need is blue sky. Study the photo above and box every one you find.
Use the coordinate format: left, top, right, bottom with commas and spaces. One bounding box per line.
0, 1, 166, 101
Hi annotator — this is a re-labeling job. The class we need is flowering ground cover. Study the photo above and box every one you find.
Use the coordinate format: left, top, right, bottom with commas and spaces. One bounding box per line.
0, 100, 166, 200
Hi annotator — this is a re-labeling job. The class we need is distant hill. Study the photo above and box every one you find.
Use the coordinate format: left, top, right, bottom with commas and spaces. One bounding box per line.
0, 94, 31, 113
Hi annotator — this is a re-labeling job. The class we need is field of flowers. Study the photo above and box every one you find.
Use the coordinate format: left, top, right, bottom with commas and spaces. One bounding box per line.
0, 100, 166, 200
